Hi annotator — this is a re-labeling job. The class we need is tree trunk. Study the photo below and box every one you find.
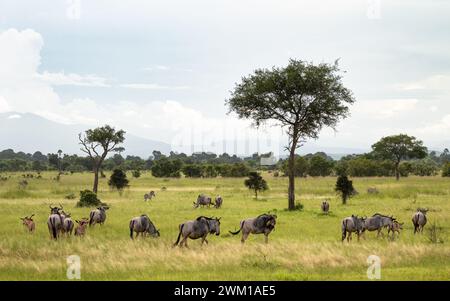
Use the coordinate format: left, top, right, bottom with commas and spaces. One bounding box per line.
255, 189, 258, 199
288, 134, 298, 210
395, 162, 400, 181
93, 166, 99, 194
342, 195, 347, 205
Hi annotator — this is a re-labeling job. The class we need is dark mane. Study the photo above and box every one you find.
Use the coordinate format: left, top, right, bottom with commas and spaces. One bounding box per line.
372, 213, 396, 219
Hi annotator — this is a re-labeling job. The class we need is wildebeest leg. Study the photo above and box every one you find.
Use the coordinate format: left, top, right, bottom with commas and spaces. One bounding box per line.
201, 235, 208, 246
264, 234, 269, 244
241, 232, 249, 244
179, 236, 188, 248
347, 232, 352, 242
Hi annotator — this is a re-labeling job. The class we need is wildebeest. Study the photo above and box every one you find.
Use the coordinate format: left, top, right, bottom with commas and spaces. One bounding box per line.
341, 215, 365, 242
229, 213, 277, 244
173, 216, 221, 247
412, 209, 428, 234
361, 213, 396, 238
20, 214, 35, 233
214, 196, 223, 209
321, 200, 330, 214
61, 211, 74, 235
47, 204, 64, 240
74, 219, 89, 236
144, 191, 156, 202
89, 206, 109, 227
388, 220, 404, 239
193, 194, 213, 208
129, 214, 160, 239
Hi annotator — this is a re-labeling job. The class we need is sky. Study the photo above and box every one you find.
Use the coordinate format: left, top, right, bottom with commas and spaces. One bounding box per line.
0, 0, 449, 156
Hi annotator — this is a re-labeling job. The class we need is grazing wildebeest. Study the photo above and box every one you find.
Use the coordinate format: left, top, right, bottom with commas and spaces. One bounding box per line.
47, 204, 64, 240
89, 206, 109, 227
193, 194, 213, 208
229, 213, 277, 244
341, 215, 365, 242
144, 191, 156, 202
214, 196, 223, 209
173, 216, 221, 247
129, 214, 160, 239
61, 211, 74, 235
321, 200, 330, 214
412, 209, 428, 234
20, 214, 35, 233
388, 220, 404, 239
361, 213, 396, 238
74, 219, 89, 236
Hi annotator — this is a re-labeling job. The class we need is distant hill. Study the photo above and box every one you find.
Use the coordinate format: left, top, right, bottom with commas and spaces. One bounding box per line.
0, 112, 171, 158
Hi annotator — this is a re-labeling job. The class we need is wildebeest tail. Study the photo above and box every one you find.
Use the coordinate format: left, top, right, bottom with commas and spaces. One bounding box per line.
50, 217, 57, 239
229, 221, 244, 235
129, 220, 135, 239
173, 224, 184, 247
89, 211, 95, 226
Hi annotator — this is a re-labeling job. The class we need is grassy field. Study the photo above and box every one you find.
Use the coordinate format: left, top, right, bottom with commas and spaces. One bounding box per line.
0, 171, 449, 280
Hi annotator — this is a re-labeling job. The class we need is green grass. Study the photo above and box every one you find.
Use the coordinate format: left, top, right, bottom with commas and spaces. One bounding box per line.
0, 171, 449, 280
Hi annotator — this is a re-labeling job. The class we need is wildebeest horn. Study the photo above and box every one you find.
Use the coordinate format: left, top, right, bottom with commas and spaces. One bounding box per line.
59, 203, 64, 209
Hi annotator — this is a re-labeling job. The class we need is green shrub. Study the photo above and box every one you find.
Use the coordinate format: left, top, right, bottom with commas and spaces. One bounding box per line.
442, 163, 450, 177
132, 170, 141, 178
76, 190, 102, 207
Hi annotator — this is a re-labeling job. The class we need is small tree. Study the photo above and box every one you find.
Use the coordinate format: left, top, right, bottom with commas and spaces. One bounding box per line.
371, 134, 427, 180
335, 175, 355, 205
132, 170, 141, 178
244, 172, 268, 199
442, 163, 450, 177
108, 169, 129, 193
79, 125, 126, 193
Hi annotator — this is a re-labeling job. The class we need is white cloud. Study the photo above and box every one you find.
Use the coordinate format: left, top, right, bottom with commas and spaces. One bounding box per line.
143, 65, 170, 71
120, 83, 190, 90
35, 71, 110, 87
352, 99, 418, 119
7, 114, 22, 119
395, 74, 450, 94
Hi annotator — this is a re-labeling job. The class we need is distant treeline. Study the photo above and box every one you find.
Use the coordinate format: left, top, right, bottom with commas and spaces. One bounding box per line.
0, 148, 449, 178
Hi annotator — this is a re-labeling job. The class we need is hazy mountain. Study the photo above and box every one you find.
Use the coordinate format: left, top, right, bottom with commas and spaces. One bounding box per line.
0, 112, 171, 158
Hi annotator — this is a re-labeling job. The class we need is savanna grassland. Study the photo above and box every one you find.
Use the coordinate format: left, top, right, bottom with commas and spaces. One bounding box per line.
0, 171, 449, 280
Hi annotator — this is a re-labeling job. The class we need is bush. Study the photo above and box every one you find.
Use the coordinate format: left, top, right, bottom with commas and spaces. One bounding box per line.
335, 175, 355, 205
65, 193, 76, 200
182, 164, 204, 178
108, 169, 129, 192
132, 170, 141, 178
76, 190, 102, 207
441, 163, 450, 177
151, 158, 183, 178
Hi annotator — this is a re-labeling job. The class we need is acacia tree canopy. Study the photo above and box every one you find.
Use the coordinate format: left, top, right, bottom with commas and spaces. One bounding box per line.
227, 59, 355, 210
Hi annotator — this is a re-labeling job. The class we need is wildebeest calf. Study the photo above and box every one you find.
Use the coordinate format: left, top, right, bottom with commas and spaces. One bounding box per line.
74, 219, 89, 236
20, 214, 35, 233
388, 220, 404, 239
129, 214, 160, 239
230, 213, 277, 244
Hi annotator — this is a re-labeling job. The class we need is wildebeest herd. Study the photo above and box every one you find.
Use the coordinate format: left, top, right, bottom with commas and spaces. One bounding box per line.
341, 209, 427, 242
20, 193, 429, 246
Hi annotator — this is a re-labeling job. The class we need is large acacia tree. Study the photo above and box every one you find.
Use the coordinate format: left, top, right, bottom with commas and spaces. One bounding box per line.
371, 134, 427, 180
227, 59, 355, 210
79, 125, 126, 193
